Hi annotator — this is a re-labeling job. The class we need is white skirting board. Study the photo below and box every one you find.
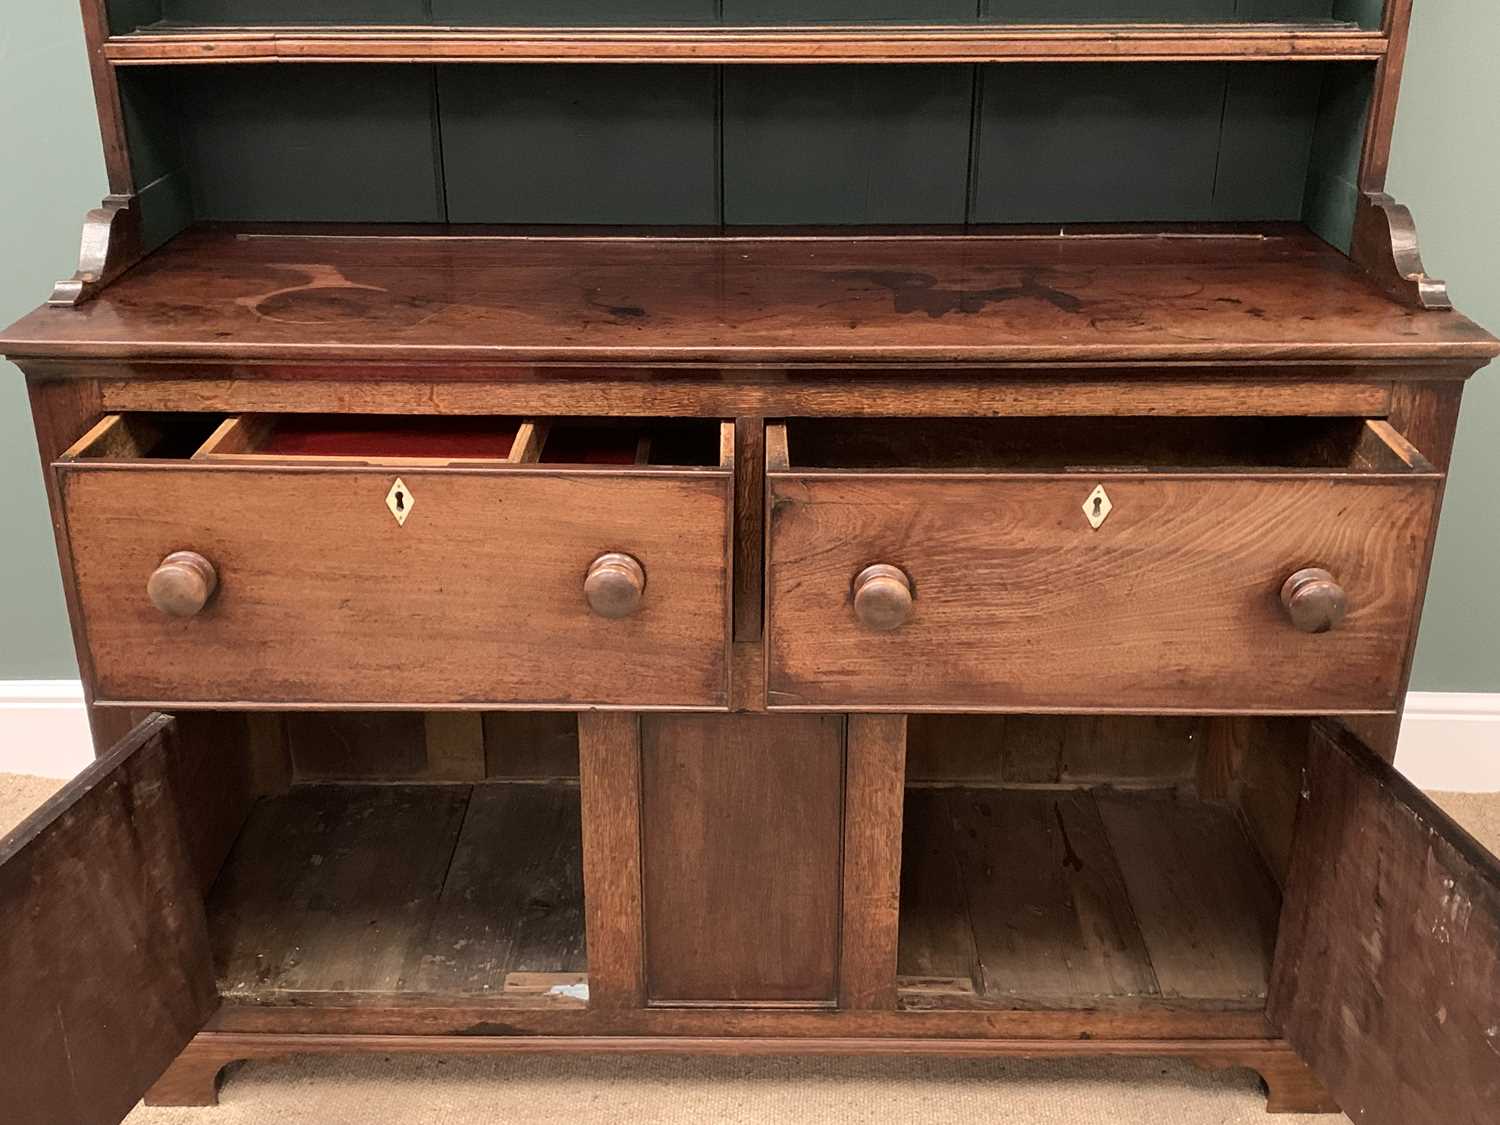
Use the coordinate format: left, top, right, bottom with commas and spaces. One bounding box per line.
0, 680, 1497, 790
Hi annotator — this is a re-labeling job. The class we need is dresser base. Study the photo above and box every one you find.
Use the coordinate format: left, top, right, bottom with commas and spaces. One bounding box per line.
146, 1029, 1339, 1114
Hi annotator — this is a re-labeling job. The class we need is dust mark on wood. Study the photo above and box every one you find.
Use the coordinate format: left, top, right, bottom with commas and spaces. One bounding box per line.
832, 270, 1084, 319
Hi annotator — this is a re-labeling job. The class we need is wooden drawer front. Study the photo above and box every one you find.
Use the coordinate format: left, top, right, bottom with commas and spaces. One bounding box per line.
767, 426, 1440, 713
63, 465, 731, 708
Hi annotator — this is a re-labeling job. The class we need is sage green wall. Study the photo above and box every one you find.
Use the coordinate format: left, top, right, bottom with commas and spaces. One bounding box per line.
0, 4, 107, 679
1, 2, 1496, 686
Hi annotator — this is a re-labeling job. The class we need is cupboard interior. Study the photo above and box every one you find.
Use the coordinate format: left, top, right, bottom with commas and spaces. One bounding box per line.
107, 1, 1388, 33
115, 59, 1374, 251
181, 710, 1307, 1014
64, 413, 725, 468
201, 712, 587, 1007
780, 416, 1419, 471
898, 715, 1309, 1011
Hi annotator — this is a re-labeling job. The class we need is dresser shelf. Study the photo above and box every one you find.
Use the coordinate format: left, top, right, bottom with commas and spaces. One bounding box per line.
103, 21, 1388, 65
3, 224, 1493, 365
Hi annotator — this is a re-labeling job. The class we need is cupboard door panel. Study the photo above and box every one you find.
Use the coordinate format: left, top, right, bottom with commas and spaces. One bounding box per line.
0, 715, 217, 1125
640, 714, 845, 1005
1269, 722, 1500, 1125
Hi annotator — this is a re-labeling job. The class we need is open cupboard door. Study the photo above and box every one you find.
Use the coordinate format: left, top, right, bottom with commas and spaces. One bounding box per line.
0, 714, 218, 1125
1269, 721, 1500, 1125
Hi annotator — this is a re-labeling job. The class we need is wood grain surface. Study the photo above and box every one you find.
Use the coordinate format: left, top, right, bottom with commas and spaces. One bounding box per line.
1270, 721, 1500, 1125
60, 463, 732, 707
898, 786, 1282, 1011
102, 22, 1392, 66
0, 715, 217, 1125
768, 471, 1439, 712
640, 714, 846, 1005
4, 227, 1495, 364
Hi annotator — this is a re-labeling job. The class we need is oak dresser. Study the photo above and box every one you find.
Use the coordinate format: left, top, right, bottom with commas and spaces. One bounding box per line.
2, 2, 1498, 1122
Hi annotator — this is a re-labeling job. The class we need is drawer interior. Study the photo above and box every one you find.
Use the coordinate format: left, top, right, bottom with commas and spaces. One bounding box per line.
201, 414, 532, 464
58, 412, 227, 460
202, 712, 587, 1008
776, 416, 1429, 472
898, 715, 1307, 1012
61, 413, 731, 468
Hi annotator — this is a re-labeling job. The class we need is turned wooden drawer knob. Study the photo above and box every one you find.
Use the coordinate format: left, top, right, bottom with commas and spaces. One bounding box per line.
585, 552, 646, 619
1281, 568, 1348, 634
853, 564, 913, 632
147, 551, 218, 618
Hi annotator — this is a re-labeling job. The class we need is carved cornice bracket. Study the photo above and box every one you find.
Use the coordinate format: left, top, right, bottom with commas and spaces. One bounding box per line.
48, 194, 143, 308
1351, 192, 1452, 311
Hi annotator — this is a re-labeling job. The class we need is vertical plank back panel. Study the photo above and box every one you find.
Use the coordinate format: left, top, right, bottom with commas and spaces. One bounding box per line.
440, 66, 719, 225
722, 66, 973, 225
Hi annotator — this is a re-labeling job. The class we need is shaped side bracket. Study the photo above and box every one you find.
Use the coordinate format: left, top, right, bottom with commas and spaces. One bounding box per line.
1350, 192, 1452, 311
48, 194, 143, 307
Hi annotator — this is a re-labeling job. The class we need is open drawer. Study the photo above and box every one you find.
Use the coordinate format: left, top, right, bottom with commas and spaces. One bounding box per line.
56, 414, 734, 709
765, 417, 1442, 713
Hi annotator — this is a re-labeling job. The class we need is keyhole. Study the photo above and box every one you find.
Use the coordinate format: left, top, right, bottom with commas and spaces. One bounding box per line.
395, 490, 405, 512
1092, 495, 1103, 517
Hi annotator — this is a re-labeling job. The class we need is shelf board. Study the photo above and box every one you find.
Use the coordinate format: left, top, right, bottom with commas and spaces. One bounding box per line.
104, 21, 1389, 66
3, 224, 1496, 366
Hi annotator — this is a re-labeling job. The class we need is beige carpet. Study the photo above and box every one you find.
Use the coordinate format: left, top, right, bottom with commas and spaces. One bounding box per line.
4, 773, 1497, 1124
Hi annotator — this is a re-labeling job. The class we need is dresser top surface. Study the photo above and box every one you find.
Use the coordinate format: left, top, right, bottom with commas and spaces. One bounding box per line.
3, 225, 1495, 367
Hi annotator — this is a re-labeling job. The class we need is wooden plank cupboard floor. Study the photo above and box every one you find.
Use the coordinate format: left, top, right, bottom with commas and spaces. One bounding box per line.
897, 786, 1282, 1012
207, 783, 587, 1006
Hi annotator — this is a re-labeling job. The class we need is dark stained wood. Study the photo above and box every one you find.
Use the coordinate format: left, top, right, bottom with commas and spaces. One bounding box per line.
0, 715, 218, 1125
1096, 791, 1282, 1004
1351, 191, 1451, 309
906, 715, 1203, 787
1270, 721, 1500, 1125
90, 368, 1407, 421
102, 23, 1392, 65
79, 1, 136, 196
168, 711, 282, 894
60, 463, 733, 708
408, 785, 586, 993
1232, 718, 1311, 886
768, 458, 1440, 714
483, 712, 580, 780
422, 712, 487, 781
577, 712, 646, 1010
640, 713, 845, 1005
206, 996, 1273, 1039
897, 789, 981, 986
1057, 716, 1202, 785
5, 227, 1496, 365
151, 1028, 1316, 1108
1366, 378, 1469, 761
906, 715, 1006, 783
288, 711, 488, 783
1200, 717, 1253, 801
49, 195, 145, 307
733, 416, 764, 643
286, 712, 429, 779
840, 714, 907, 1010
208, 784, 471, 999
